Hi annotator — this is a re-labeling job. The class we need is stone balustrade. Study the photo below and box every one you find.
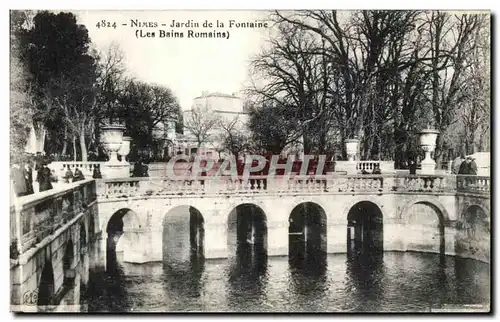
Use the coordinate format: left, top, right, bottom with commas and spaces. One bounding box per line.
95, 173, 488, 199
356, 161, 395, 173
48, 161, 104, 179
456, 175, 490, 194
10, 179, 96, 256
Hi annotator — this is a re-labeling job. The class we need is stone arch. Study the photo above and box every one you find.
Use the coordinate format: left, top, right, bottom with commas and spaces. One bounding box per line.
162, 205, 205, 263
462, 205, 489, 239
400, 200, 446, 255
227, 203, 268, 258
288, 201, 328, 256
105, 208, 141, 272
398, 198, 450, 224
346, 201, 384, 252
37, 260, 55, 306
63, 239, 75, 286
455, 204, 490, 262
342, 197, 387, 222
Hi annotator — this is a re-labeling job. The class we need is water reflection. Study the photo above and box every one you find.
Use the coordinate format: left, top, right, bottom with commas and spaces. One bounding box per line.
88, 247, 130, 312
289, 249, 328, 311
226, 243, 268, 311
86, 251, 490, 313
163, 253, 205, 298
345, 250, 385, 311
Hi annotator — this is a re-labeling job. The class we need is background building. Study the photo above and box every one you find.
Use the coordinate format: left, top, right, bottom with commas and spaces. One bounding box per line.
160, 92, 250, 160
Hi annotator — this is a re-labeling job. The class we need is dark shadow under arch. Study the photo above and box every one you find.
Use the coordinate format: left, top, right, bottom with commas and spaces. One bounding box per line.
227, 203, 267, 256
37, 261, 55, 306
347, 201, 384, 254
106, 208, 138, 273
289, 202, 327, 269
162, 205, 205, 268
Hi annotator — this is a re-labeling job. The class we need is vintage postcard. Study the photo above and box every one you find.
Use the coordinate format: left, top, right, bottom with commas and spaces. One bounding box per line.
9, 9, 491, 313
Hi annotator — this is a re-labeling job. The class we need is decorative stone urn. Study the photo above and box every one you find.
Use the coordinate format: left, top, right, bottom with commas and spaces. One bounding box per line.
101, 123, 128, 178
118, 136, 132, 164
345, 139, 359, 174
418, 128, 440, 174
345, 139, 359, 162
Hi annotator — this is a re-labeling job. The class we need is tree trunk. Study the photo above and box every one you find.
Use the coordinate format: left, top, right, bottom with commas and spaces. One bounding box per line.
80, 131, 88, 162
72, 135, 77, 162
61, 126, 68, 156
34, 122, 46, 153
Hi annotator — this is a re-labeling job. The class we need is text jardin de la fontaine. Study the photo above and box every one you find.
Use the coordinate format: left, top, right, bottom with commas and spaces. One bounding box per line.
131, 19, 269, 39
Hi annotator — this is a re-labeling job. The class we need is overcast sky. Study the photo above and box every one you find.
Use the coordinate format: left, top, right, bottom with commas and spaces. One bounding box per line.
75, 10, 272, 111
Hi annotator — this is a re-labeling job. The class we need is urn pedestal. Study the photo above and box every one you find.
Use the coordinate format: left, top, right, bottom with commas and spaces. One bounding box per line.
345, 139, 359, 174
418, 129, 439, 175
101, 124, 129, 178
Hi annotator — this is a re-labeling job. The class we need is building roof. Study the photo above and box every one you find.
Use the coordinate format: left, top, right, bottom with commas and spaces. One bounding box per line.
194, 92, 241, 100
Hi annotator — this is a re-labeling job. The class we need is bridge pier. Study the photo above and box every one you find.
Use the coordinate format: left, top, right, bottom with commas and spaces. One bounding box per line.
327, 223, 347, 253
204, 222, 228, 259
267, 220, 288, 257
383, 222, 406, 252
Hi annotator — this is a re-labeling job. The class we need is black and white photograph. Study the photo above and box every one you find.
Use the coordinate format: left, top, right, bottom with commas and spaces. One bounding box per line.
8, 8, 491, 313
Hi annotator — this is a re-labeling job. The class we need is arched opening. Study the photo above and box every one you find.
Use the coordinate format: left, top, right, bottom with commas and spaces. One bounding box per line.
464, 205, 489, 240
403, 202, 445, 255
162, 205, 205, 268
63, 240, 75, 286
289, 202, 327, 269
37, 261, 55, 306
106, 208, 139, 272
457, 205, 490, 261
227, 203, 267, 264
347, 201, 384, 254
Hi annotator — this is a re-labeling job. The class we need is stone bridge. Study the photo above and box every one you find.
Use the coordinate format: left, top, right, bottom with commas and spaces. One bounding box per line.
95, 174, 490, 264
10, 174, 490, 312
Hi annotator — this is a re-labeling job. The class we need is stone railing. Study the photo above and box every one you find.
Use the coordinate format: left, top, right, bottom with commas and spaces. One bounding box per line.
95, 174, 483, 199
48, 161, 103, 179
356, 161, 395, 173
335, 160, 395, 174
10, 179, 96, 257
456, 175, 490, 194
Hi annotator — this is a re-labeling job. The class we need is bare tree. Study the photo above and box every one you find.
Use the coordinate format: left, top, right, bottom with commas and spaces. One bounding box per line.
183, 104, 221, 149
218, 115, 251, 158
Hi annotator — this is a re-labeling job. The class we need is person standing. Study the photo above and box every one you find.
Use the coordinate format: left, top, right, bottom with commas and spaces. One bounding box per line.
11, 163, 28, 197
73, 167, 85, 182
63, 166, 74, 183
458, 158, 470, 175
409, 159, 417, 175
23, 161, 34, 195
469, 157, 478, 175
37, 164, 53, 192
92, 165, 102, 179
452, 154, 463, 174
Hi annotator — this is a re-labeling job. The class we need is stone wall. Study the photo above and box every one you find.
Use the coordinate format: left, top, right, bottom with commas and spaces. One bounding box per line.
10, 202, 97, 312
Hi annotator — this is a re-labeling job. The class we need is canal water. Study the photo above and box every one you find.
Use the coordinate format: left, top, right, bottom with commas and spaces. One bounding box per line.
86, 250, 490, 312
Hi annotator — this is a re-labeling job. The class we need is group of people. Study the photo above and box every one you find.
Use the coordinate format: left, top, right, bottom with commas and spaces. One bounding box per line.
452, 155, 478, 175
10, 153, 105, 198
11, 153, 57, 197
62, 166, 87, 183
361, 164, 382, 175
